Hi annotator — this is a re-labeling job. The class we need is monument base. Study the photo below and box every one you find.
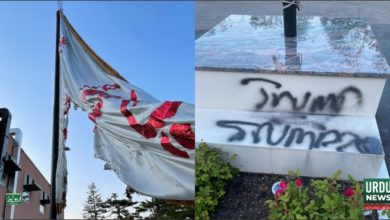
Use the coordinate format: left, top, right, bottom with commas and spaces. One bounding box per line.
196, 108, 384, 180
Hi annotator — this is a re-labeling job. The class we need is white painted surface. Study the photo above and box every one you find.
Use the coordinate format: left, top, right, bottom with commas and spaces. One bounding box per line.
196, 70, 386, 117
196, 108, 383, 154
378, 160, 389, 179
197, 142, 273, 173
196, 108, 384, 180
270, 148, 383, 180
378, 161, 390, 219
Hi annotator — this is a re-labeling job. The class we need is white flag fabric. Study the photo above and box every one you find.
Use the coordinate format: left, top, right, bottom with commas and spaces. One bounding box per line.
56, 12, 195, 203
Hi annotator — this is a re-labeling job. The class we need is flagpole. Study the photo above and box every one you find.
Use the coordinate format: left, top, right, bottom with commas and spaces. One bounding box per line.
50, 9, 61, 219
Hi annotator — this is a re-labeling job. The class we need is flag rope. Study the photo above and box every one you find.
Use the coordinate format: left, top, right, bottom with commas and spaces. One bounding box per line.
57, 0, 63, 11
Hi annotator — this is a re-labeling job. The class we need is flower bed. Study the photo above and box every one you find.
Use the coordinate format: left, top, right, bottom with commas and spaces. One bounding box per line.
210, 172, 380, 220
266, 170, 364, 219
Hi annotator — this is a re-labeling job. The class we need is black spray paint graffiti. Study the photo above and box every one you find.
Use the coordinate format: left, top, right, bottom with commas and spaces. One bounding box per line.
241, 78, 363, 113
216, 120, 382, 155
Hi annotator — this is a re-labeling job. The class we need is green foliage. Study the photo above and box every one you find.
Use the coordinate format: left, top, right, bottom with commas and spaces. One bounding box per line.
83, 184, 194, 220
103, 193, 137, 219
82, 182, 107, 219
128, 186, 194, 219
195, 142, 239, 220
265, 170, 364, 220
135, 198, 194, 220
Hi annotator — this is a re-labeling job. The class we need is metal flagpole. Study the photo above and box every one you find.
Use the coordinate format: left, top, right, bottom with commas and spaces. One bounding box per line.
50, 9, 61, 219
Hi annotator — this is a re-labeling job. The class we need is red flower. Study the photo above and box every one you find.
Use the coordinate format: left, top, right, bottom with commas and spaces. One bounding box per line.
295, 178, 302, 187
344, 187, 354, 197
280, 180, 287, 190
275, 189, 284, 199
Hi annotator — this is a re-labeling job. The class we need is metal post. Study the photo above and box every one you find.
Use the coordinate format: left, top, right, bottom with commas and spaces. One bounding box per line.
282, 0, 298, 37
50, 10, 61, 220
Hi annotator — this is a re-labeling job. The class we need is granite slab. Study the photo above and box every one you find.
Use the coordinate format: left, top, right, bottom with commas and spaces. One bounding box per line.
196, 108, 384, 179
196, 15, 390, 78
196, 108, 383, 155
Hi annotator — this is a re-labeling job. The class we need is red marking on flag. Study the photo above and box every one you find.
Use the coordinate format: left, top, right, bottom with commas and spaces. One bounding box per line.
82, 89, 122, 101
102, 83, 120, 91
82, 83, 120, 91
120, 99, 157, 139
88, 96, 103, 122
146, 117, 164, 129
146, 101, 182, 129
120, 101, 182, 139
160, 132, 189, 158
65, 96, 71, 104
63, 96, 71, 114
120, 100, 189, 157
82, 85, 100, 90
81, 83, 122, 103
151, 101, 182, 121
59, 36, 67, 46
62, 128, 68, 140
169, 124, 195, 150
82, 84, 192, 158
130, 90, 138, 106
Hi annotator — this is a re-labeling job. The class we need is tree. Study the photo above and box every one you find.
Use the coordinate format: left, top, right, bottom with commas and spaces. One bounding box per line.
105, 185, 195, 219
125, 187, 143, 219
82, 182, 107, 219
134, 198, 194, 219
104, 193, 137, 219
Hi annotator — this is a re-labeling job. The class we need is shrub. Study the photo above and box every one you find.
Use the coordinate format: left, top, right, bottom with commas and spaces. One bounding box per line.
195, 142, 239, 220
265, 170, 363, 220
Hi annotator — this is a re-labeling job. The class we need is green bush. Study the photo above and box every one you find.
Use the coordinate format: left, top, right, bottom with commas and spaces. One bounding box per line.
265, 170, 363, 220
195, 142, 239, 220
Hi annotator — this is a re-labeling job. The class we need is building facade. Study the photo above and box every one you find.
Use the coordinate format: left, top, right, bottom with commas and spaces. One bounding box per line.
0, 109, 52, 219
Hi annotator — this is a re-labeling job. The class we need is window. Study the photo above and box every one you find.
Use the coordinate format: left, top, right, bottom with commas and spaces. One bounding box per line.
24, 173, 30, 185
39, 204, 44, 214
7, 174, 15, 192
23, 173, 40, 191
22, 191, 30, 202
0, 171, 6, 186
40, 191, 49, 214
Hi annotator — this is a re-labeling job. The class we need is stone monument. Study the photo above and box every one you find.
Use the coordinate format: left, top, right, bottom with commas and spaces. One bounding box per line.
195, 15, 390, 180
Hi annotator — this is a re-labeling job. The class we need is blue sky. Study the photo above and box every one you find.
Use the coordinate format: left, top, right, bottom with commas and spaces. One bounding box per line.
0, 1, 194, 218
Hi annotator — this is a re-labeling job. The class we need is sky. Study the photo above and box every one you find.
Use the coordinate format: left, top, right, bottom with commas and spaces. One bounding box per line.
0, 1, 194, 219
